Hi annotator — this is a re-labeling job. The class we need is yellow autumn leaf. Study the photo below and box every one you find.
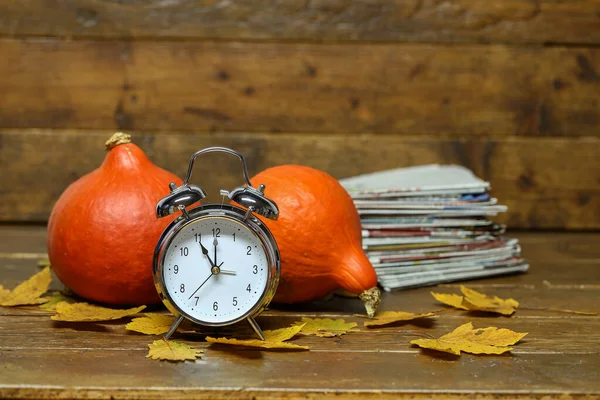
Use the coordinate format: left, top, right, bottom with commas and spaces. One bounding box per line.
0, 267, 52, 306
0, 286, 10, 302
411, 322, 528, 356
51, 302, 146, 322
127, 313, 176, 335
364, 311, 437, 327
147, 339, 202, 362
431, 287, 519, 316
39, 291, 76, 311
292, 317, 357, 337
206, 323, 309, 350
431, 292, 468, 310
460, 286, 519, 315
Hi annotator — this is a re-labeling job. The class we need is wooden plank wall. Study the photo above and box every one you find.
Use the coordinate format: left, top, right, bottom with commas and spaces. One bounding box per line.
0, 1, 598, 229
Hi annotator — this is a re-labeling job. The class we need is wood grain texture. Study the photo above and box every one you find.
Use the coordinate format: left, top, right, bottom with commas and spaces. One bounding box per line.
2, 38, 600, 136
1, 0, 600, 45
0, 227, 599, 399
1, 130, 598, 229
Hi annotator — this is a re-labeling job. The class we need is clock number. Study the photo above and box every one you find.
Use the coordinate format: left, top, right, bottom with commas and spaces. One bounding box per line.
180, 247, 189, 257
213, 301, 218, 311
246, 284, 251, 293
212, 228, 220, 238
232, 297, 238, 306
194, 296, 199, 306
174, 265, 179, 274
247, 246, 252, 255
194, 233, 201, 242
253, 265, 258, 274
180, 284, 185, 293
232, 233, 236, 242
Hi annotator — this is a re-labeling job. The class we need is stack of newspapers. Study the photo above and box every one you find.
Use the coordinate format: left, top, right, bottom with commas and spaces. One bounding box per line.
340, 165, 528, 291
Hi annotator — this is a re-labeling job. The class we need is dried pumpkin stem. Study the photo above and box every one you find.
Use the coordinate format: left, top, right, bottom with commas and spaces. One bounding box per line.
359, 287, 381, 318
105, 132, 132, 150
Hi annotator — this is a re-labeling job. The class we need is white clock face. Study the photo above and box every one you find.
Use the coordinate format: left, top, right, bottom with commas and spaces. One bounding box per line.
162, 216, 270, 324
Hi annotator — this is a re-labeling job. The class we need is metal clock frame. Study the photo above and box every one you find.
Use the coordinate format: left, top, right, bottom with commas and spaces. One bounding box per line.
152, 147, 281, 341
153, 205, 280, 340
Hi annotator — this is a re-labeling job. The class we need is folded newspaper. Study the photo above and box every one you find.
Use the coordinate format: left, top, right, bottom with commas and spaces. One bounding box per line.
340, 165, 529, 292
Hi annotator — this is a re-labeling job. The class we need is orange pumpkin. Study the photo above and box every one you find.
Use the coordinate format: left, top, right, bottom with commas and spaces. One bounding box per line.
250, 165, 380, 315
47, 133, 181, 305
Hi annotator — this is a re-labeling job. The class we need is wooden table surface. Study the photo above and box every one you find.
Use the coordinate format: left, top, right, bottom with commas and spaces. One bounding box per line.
0, 226, 598, 399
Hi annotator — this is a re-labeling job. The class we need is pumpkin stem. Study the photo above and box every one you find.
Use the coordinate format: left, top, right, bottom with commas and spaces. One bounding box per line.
105, 132, 132, 151
359, 287, 381, 318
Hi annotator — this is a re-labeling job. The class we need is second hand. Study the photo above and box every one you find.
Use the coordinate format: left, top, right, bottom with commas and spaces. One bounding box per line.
188, 273, 213, 299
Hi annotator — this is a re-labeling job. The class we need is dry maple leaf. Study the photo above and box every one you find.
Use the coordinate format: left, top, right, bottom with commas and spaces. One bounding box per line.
206, 323, 309, 350
411, 322, 528, 356
39, 292, 76, 311
51, 302, 146, 322
293, 317, 357, 337
364, 311, 437, 327
431, 292, 468, 310
460, 286, 519, 315
0, 286, 10, 302
147, 339, 203, 362
0, 267, 52, 307
127, 313, 176, 335
431, 286, 518, 316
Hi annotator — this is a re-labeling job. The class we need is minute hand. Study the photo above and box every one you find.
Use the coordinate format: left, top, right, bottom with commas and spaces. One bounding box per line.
213, 238, 218, 266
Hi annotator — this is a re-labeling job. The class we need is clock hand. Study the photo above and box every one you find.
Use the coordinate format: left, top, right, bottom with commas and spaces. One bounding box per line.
199, 242, 217, 268
215, 261, 236, 275
188, 272, 213, 299
213, 238, 218, 266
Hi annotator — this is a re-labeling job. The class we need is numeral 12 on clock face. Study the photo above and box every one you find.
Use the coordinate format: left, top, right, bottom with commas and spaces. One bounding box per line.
162, 217, 269, 324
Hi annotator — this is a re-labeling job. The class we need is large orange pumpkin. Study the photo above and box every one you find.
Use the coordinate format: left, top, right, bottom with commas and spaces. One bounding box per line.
47, 133, 181, 305
250, 165, 380, 315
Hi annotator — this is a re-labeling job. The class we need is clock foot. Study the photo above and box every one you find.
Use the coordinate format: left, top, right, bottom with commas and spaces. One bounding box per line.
247, 316, 266, 340
164, 315, 185, 340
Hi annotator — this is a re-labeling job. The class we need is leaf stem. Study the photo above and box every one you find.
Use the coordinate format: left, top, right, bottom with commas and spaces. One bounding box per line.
520, 306, 597, 316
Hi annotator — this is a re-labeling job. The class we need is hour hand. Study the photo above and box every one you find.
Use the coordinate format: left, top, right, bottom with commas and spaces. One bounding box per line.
199, 242, 216, 267
199, 242, 209, 256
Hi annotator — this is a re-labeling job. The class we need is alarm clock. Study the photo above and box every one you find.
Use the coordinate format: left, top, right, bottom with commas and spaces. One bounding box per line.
153, 147, 280, 340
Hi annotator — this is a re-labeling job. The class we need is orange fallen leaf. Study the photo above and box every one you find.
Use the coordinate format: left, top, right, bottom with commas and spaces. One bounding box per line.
411, 322, 528, 356
127, 313, 176, 335
51, 302, 146, 322
147, 339, 202, 362
293, 317, 357, 337
365, 311, 437, 327
206, 323, 309, 350
0, 267, 52, 307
